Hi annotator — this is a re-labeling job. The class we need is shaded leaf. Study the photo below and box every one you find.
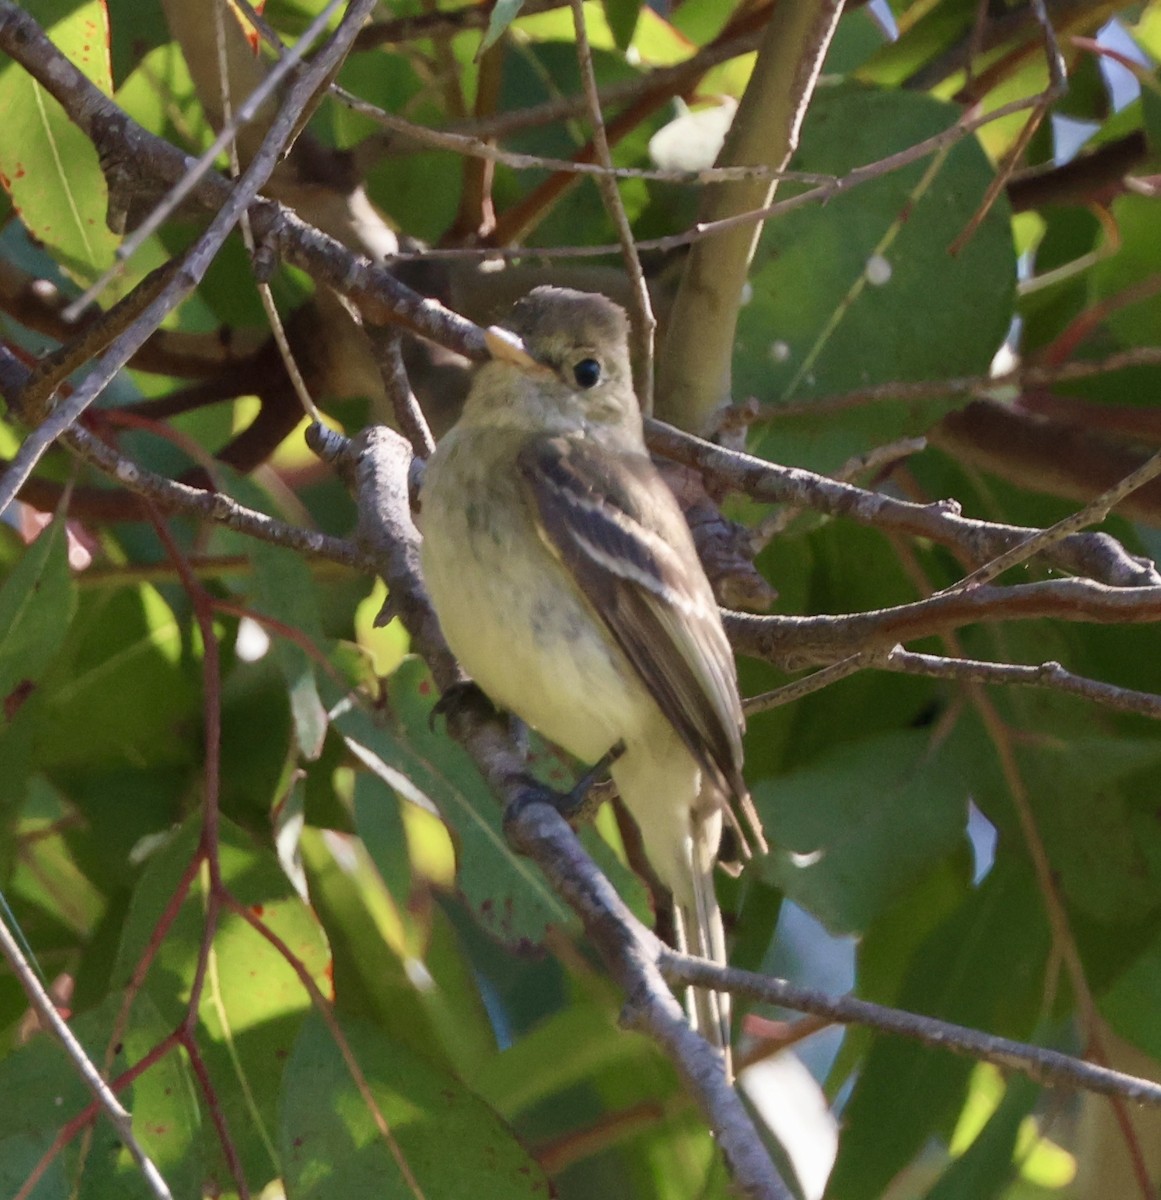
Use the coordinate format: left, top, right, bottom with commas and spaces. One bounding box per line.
0, 521, 75, 711
740, 84, 1016, 473
826, 860, 1050, 1200
280, 1011, 552, 1199
34, 583, 199, 771
753, 730, 969, 935
217, 473, 328, 761
603, 0, 642, 50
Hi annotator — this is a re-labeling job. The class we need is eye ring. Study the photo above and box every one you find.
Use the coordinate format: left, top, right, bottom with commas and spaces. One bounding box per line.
572, 358, 602, 389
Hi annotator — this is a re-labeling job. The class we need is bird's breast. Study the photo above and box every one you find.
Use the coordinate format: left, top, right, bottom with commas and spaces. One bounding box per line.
419, 432, 644, 764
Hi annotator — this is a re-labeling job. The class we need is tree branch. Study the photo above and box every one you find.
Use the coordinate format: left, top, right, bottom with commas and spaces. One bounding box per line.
647, 419, 1160, 589
0, 912, 174, 1200
657, 0, 844, 431
0, 2, 489, 360
662, 952, 1161, 1107
0, 0, 380, 514
883, 646, 1161, 720
728, 580, 1161, 670
310, 422, 793, 1200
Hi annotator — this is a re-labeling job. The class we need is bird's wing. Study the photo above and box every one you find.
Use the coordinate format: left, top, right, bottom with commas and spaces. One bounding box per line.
516, 434, 746, 801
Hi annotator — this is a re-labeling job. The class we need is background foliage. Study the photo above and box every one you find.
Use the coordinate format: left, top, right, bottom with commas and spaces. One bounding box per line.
3, 0, 1161, 1197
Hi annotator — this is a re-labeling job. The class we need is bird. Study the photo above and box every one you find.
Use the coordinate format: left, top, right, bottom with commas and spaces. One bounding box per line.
418, 285, 765, 1069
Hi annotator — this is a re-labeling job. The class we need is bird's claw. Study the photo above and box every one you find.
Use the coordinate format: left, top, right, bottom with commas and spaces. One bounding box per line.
429, 679, 494, 732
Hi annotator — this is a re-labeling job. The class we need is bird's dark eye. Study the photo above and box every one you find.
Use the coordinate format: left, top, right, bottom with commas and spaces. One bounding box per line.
572, 358, 602, 389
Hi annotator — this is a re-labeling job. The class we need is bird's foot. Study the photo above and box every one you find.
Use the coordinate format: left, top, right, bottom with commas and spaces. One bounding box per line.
429, 679, 494, 732
503, 742, 625, 828
556, 740, 625, 823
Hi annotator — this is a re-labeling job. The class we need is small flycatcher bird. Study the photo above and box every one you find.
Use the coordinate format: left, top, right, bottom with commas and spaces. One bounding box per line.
418, 286, 765, 1064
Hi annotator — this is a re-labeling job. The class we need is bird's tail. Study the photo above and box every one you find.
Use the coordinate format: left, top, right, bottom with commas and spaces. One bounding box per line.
673, 809, 732, 1079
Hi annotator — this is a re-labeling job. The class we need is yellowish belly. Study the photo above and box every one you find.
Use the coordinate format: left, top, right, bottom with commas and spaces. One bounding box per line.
420, 450, 645, 765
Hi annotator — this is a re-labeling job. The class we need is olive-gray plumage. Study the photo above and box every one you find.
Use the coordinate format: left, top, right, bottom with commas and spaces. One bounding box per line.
418, 287, 764, 1066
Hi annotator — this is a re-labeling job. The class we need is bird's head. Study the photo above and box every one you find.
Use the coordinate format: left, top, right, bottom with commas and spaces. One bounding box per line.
465, 286, 641, 441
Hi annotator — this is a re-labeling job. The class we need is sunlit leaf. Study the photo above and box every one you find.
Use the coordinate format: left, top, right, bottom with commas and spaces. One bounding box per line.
0, 0, 120, 282
114, 817, 331, 1189
332, 659, 575, 949
478, 0, 526, 56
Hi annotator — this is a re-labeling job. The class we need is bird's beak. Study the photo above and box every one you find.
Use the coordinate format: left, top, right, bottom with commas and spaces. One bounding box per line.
484, 325, 554, 377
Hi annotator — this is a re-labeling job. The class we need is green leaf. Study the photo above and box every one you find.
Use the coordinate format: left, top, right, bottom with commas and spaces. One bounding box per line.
740, 83, 1016, 473
856, 0, 976, 88
249, 540, 328, 761
478, 0, 526, 56
219, 658, 295, 824
280, 1011, 552, 1200
1091, 193, 1161, 349
0, 992, 201, 1200
926, 1071, 1040, 1200
33, 582, 199, 771
1145, 87, 1161, 154
106, 0, 170, 87
114, 41, 206, 147
333, 658, 574, 948
753, 730, 969, 935
603, 0, 642, 50
943, 698, 1161, 931
1102, 929, 1161, 1060
298, 825, 446, 1059
826, 860, 1050, 1200
471, 1000, 636, 1116
0, 0, 121, 282
217, 474, 328, 761
352, 771, 411, 907
1018, 736, 1161, 926
0, 521, 75, 712
114, 816, 331, 1190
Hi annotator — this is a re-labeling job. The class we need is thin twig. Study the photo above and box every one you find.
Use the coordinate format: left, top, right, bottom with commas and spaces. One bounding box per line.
60, 419, 368, 567
366, 325, 437, 459
68, 0, 350, 313
343, 91, 833, 184
0, 0, 379, 517
945, 447, 1161, 591
661, 952, 1161, 1107
646, 419, 1160, 589
448, 23, 766, 143
741, 346, 1161, 420
213, 0, 323, 425
948, 0, 1068, 255
569, 0, 654, 409
0, 911, 174, 1200
744, 653, 880, 714
0, 351, 362, 573
883, 646, 1161, 720
354, 0, 568, 50
750, 436, 927, 552
384, 85, 1072, 263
